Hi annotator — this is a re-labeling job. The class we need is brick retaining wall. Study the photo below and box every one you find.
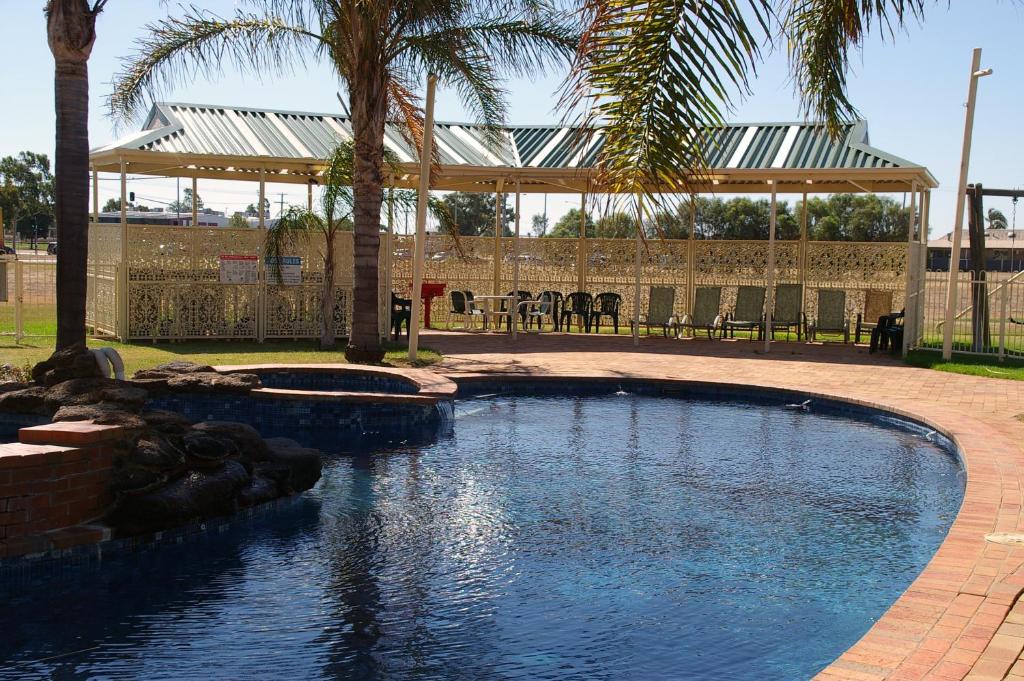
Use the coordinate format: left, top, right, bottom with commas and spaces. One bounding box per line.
0, 422, 121, 558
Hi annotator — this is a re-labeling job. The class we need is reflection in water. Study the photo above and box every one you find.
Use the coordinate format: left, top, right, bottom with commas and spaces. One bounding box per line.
0, 395, 963, 680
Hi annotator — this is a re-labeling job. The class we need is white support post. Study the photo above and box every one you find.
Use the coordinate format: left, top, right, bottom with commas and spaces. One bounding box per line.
14, 260, 22, 344
191, 174, 198, 227
763, 182, 778, 353
91, 167, 99, 223
258, 168, 267, 229
902, 184, 919, 356
577, 190, 587, 292
408, 73, 437, 361
513, 181, 521, 340
308, 181, 314, 213
799, 190, 809, 323
493, 180, 504, 296
118, 158, 128, 341
943, 48, 991, 359
633, 195, 643, 347
385, 188, 394, 342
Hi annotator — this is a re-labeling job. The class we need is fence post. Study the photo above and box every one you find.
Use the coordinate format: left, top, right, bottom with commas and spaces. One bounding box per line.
577, 190, 587, 292
14, 260, 23, 344
998, 277, 1008, 360
902, 185, 918, 357
687, 199, 696, 313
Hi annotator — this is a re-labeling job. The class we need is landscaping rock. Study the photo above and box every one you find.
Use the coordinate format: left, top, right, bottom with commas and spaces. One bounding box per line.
44, 377, 147, 412
110, 460, 250, 533
191, 421, 271, 459
53, 402, 148, 432
182, 432, 236, 466
31, 344, 104, 386
140, 409, 194, 435
165, 372, 261, 393
237, 474, 280, 508
263, 437, 323, 493
111, 465, 168, 496
129, 436, 186, 471
133, 361, 216, 379
0, 381, 31, 395
0, 386, 49, 414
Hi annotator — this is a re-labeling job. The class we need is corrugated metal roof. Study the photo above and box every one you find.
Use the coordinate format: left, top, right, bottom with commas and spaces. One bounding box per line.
103, 102, 924, 172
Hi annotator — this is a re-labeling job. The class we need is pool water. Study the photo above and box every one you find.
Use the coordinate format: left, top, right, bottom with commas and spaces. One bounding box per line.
0, 393, 964, 680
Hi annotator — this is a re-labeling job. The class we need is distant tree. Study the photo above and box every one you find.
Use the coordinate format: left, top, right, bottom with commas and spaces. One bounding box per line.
593, 211, 634, 238
646, 203, 691, 239
440, 192, 512, 236
802, 194, 908, 242
245, 198, 270, 218
0, 151, 54, 237
988, 208, 1008, 230
102, 197, 149, 212
530, 213, 549, 237
227, 213, 249, 229
167, 187, 202, 213
548, 208, 594, 238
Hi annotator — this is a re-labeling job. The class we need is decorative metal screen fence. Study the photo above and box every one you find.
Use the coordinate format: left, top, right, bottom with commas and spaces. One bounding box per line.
0, 257, 57, 343
88, 223, 913, 343
917, 270, 1024, 358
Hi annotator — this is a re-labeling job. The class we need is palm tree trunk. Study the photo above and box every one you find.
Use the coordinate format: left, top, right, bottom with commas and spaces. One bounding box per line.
53, 56, 90, 349
344, 65, 387, 363
320, 231, 336, 350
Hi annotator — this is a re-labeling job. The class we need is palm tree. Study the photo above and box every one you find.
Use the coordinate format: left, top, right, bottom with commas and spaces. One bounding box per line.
565, 1, 932, 206
265, 142, 453, 349
109, 1, 575, 362
46, 0, 107, 350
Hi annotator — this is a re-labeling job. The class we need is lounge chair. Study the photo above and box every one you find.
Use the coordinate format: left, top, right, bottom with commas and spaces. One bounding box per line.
768, 283, 804, 341
807, 289, 850, 342
721, 286, 765, 340
560, 292, 593, 332
631, 286, 678, 337
590, 292, 622, 333
677, 286, 722, 339
855, 289, 895, 344
448, 290, 484, 330
391, 292, 411, 340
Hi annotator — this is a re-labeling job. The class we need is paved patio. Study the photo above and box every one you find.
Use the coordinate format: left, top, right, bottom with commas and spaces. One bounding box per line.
423, 330, 1024, 681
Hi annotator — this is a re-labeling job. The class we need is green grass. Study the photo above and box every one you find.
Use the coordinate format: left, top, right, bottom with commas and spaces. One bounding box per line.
0, 337, 441, 376
905, 349, 1024, 381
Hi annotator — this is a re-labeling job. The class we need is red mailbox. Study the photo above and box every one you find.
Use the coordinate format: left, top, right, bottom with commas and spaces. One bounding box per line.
419, 281, 447, 329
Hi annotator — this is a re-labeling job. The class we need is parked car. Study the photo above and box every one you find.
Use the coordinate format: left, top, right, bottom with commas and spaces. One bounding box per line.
47, 241, 58, 255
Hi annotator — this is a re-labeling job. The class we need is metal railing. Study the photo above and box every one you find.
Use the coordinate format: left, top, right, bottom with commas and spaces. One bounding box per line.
917, 270, 1024, 358
0, 256, 57, 343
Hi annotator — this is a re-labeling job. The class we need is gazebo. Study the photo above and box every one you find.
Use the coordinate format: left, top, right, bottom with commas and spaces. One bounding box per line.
87, 102, 936, 352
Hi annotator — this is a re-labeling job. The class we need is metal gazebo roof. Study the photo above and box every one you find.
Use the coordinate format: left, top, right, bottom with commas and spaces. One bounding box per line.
89, 102, 938, 194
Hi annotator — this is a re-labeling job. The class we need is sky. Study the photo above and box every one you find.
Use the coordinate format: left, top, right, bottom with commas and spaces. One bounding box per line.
1, 1, 1023, 237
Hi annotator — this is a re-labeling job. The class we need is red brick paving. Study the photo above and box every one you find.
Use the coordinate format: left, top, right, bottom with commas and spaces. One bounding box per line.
422, 330, 1024, 680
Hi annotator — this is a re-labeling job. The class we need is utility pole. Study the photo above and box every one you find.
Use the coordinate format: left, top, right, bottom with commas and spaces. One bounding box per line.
942, 48, 992, 359
278, 192, 285, 218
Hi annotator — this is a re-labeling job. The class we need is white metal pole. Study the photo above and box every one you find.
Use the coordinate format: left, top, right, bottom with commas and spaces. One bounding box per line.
408, 74, 437, 361
943, 48, 991, 359
633, 195, 642, 347
763, 181, 778, 353
191, 174, 198, 227
258, 168, 267, 229
513, 181, 521, 340
91, 167, 99, 223
902, 184, 919, 356
119, 158, 128, 341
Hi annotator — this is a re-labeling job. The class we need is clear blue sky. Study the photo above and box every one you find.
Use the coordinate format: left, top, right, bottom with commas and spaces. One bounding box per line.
2, 1, 1023, 235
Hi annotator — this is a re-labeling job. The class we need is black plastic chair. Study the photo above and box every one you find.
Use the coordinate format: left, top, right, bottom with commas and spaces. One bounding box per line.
391, 292, 411, 340
448, 290, 483, 329
590, 292, 622, 334
560, 292, 593, 332
535, 290, 564, 330
501, 290, 533, 330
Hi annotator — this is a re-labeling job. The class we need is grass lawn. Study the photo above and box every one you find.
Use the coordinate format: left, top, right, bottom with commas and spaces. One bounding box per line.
905, 349, 1024, 381
0, 337, 441, 376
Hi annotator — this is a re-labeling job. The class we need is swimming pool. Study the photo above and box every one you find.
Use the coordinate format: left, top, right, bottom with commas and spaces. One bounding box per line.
0, 390, 963, 680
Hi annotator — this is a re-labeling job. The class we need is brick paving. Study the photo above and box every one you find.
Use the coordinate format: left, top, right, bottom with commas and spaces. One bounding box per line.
423, 330, 1024, 681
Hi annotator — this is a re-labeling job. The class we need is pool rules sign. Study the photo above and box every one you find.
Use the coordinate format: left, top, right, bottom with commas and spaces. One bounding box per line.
264, 256, 302, 285
218, 255, 258, 284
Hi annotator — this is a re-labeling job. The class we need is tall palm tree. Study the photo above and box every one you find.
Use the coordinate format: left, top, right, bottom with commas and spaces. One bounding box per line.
46, 0, 107, 350
109, 1, 576, 362
265, 142, 454, 349
565, 1, 931, 207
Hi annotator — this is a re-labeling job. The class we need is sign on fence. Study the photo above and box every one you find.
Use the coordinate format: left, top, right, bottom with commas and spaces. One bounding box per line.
218, 255, 258, 283
264, 256, 302, 285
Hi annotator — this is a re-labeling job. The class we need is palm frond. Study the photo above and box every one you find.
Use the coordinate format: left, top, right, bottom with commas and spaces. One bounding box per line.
784, 0, 926, 137
565, 0, 772, 208
108, 8, 322, 124
264, 206, 323, 284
